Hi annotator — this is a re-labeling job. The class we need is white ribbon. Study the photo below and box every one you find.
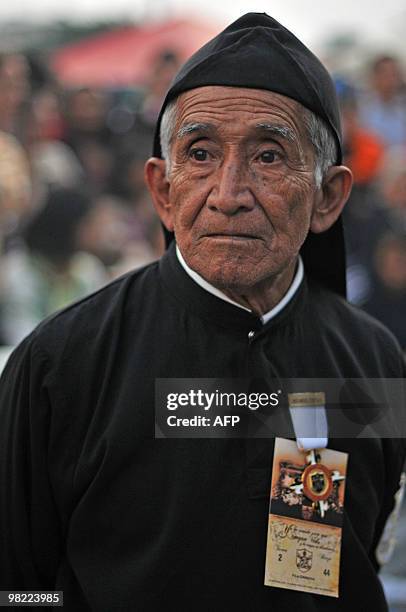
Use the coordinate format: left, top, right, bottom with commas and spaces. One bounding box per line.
289, 405, 328, 451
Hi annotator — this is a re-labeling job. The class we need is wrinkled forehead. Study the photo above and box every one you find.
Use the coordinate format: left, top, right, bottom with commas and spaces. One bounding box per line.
172, 85, 311, 146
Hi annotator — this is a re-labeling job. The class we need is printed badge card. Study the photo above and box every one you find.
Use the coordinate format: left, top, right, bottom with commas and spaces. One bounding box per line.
265, 438, 348, 597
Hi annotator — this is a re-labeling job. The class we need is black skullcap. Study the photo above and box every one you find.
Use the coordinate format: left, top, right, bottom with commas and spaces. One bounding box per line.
153, 12, 347, 296
153, 12, 342, 161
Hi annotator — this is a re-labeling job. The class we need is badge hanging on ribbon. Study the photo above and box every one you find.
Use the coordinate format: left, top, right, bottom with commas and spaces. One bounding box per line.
264, 437, 348, 598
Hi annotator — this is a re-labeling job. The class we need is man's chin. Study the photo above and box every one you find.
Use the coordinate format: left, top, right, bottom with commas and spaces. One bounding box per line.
183, 249, 278, 292
195, 265, 262, 293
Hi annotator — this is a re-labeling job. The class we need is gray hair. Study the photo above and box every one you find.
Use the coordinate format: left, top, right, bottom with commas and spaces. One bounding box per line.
302, 108, 337, 187
160, 99, 178, 175
160, 97, 337, 187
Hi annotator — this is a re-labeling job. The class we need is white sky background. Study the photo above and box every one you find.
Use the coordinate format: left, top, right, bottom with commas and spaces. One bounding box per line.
1, 0, 405, 53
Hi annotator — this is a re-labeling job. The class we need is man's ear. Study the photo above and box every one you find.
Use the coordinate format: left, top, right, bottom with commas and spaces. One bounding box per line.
310, 166, 353, 234
144, 157, 174, 232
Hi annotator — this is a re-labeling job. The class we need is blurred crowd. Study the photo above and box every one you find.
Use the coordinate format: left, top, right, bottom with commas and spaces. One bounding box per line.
0, 47, 405, 348
339, 55, 406, 348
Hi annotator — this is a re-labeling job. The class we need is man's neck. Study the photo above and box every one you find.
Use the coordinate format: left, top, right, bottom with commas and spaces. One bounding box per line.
176, 245, 303, 323
221, 259, 297, 317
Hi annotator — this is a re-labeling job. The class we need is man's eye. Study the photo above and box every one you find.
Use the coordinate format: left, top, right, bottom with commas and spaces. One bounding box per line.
190, 149, 208, 162
259, 150, 278, 163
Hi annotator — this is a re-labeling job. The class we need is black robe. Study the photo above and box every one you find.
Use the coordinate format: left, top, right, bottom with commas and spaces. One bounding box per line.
0, 242, 405, 611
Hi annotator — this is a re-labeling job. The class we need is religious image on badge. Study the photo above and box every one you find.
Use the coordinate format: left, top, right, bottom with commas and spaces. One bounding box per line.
270, 445, 346, 527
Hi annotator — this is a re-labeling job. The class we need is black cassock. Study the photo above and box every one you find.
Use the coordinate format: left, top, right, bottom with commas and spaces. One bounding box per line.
0, 242, 405, 611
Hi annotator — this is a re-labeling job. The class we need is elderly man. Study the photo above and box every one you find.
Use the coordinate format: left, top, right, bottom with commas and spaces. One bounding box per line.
0, 13, 405, 612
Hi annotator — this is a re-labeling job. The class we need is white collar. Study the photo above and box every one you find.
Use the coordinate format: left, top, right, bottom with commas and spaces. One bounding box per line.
176, 245, 304, 325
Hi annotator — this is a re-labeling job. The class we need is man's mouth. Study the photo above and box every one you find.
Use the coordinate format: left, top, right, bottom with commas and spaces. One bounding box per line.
203, 233, 259, 241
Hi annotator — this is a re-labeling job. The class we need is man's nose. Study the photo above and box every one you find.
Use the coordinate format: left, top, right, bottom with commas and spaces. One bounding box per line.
206, 156, 255, 214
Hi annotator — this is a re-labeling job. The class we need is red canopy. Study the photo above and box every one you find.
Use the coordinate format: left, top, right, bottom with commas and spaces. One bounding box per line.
51, 18, 220, 87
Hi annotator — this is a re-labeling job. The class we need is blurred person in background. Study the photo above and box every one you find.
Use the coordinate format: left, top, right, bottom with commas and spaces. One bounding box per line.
76, 193, 161, 275
0, 187, 108, 345
21, 90, 85, 201
125, 50, 180, 162
379, 145, 406, 229
0, 53, 31, 138
109, 146, 165, 259
62, 88, 115, 194
0, 131, 32, 344
76, 193, 133, 269
359, 55, 406, 148
363, 233, 406, 349
105, 51, 180, 265
365, 146, 406, 349
338, 81, 386, 304
339, 82, 384, 190
111, 147, 149, 208
25, 53, 58, 99
0, 131, 32, 242
107, 214, 164, 277
345, 142, 406, 350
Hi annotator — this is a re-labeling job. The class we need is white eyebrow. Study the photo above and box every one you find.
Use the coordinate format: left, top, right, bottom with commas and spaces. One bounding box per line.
255, 123, 296, 142
175, 121, 297, 143
176, 122, 213, 139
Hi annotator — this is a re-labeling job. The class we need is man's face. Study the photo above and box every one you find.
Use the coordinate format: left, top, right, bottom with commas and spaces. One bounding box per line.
164, 86, 318, 291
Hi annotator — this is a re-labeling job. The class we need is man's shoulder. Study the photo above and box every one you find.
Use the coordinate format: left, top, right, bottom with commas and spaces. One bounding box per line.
308, 281, 404, 371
